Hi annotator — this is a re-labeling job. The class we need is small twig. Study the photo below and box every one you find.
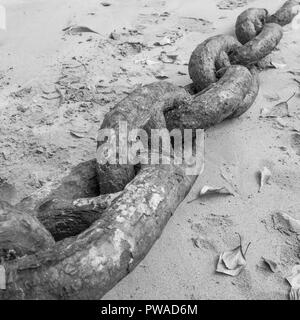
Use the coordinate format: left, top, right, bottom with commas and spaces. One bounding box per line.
41, 95, 61, 100
285, 92, 296, 103
293, 78, 300, 85
243, 242, 252, 257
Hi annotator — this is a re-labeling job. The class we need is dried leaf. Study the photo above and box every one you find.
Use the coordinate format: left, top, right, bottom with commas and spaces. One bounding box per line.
153, 37, 172, 46
267, 102, 290, 118
191, 238, 200, 248
276, 212, 300, 235
69, 130, 87, 139
200, 185, 234, 196
263, 93, 295, 118
158, 51, 178, 64
258, 167, 272, 192
63, 25, 99, 35
270, 62, 287, 69
288, 70, 300, 76
216, 235, 251, 277
262, 257, 278, 273
291, 133, 300, 155
0, 265, 6, 290
153, 71, 169, 80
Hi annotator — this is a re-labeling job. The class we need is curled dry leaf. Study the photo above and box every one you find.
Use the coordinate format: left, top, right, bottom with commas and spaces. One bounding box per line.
270, 62, 287, 69
287, 265, 300, 300
200, 185, 234, 196
263, 92, 295, 118
153, 36, 172, 46
262, 257, 278, 273
258, 167, 272, 193
69, 130, 87, 139
153, 71, 169, 80
188, 186, 234, 203
188, 185, 234, 204
276, 212, 300, 235
288, 70, 300, 76
63, 25, 99, 35
216, 235, 251, 277
0, 265, 5, 290
158, 51, 178, 64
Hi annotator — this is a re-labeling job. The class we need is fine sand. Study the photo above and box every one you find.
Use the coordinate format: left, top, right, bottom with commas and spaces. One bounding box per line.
0, 0, 300, 300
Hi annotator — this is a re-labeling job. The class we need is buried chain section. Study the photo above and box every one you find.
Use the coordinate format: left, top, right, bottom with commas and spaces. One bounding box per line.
0, 0, 299, 300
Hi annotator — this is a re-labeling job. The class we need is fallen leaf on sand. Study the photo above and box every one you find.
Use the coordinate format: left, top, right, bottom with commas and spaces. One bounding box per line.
69, 130, 87, 138
200, 185, 234, 196
262, 257, 278, 273
286, 265, 300, 300
258, 167, 272, 193
264, 93, 295, 118
291, 133, 300, 155
0, 265, 6, 290
270, 62, 287, 69
288, 70, 300, 76
153, 36, 172, 46
276, 212, 300, 235
158, 51, 178, 64
187, 185, 234, 204
63, 25, 99, 35
216, 235, 251, 277
153, 71, 169, 80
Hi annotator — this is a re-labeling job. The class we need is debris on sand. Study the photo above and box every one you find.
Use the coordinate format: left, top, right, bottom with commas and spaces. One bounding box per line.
217, 0, 249, 10
216, 234, 251, 277
262, 257, 279, 273
261, 92, 295, 118
158, 51, 178, 64
63, 26, 99, 35
272, 211, 300, 237
258, 167, 272, 193
291, 133, 300, 156
187, 185, 234, 204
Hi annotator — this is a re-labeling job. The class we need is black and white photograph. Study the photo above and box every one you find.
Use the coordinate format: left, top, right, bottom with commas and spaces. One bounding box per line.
0, 0, 300, 306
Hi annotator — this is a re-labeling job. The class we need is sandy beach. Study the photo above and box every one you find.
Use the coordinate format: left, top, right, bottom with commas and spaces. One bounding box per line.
0, 0, 300, 300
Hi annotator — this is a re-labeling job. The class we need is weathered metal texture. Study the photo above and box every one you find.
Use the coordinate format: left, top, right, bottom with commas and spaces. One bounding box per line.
166, 66, 253, 131
235, 8, 269, 44
96, 82, 189, 194
228, 67, 260, 119
1, 160, 196, 300
0, 201, 54, 258
1, 0, 299, 301
188, 35, 241, 92
230, 23, 283, 66
267, 0, 300, 26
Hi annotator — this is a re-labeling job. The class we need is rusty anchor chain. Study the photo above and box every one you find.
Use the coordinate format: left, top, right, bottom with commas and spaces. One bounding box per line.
0, 0, 299, 300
